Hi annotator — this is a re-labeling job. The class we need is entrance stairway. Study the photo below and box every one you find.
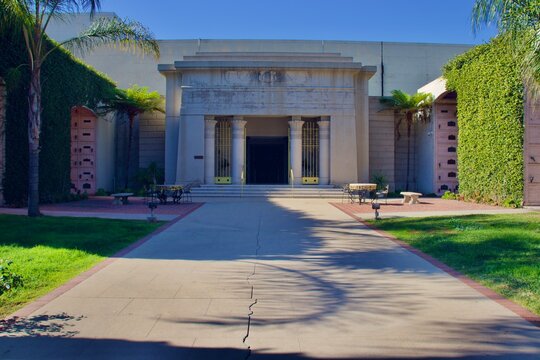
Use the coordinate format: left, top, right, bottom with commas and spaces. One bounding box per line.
190, 184, 343, 198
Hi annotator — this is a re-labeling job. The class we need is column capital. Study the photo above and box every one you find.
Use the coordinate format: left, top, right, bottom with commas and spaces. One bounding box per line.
204, 115, 216, 121
290, 115, 302, 122
204, 119, 217, 138
232, 118, 247, 139
288, 118, 304, 133
231, 118, 247, 129
232, 115, 244, 121
205, 119, 217, 127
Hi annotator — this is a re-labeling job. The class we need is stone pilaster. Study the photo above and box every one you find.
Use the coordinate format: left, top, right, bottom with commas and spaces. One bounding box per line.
165, 72, 182, 184
289, 116, 304, 185
231, 116, 247, 184
319, 117, 330, 185
204, 117, 217, 184
355, 73, 370, 182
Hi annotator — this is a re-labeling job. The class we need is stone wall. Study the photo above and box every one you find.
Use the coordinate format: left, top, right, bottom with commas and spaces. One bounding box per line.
368, 97, 396, 190
139, 111, 165, 169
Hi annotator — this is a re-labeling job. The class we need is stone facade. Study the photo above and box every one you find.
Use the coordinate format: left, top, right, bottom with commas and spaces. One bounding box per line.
159, 52, 375, 185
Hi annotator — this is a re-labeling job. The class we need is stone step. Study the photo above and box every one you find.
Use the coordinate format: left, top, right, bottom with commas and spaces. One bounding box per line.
190, 184, 344, 198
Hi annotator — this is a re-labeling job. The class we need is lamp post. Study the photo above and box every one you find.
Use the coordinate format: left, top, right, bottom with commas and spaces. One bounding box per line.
148, 201, 158, 222
372, 202, 381, 220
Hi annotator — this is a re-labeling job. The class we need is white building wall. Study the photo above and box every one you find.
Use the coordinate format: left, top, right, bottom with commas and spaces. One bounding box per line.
369, 97, 395, 190
46, 14, 471, 98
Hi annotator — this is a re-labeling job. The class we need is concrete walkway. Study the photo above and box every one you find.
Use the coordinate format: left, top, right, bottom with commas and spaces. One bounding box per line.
1, 199, 539, 359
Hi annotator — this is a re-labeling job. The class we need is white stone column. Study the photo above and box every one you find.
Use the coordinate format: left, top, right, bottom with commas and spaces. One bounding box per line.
319, 117, 330, 185
289, 116, 304, 185
204, 117, 217, 184
231, 116, 247, 184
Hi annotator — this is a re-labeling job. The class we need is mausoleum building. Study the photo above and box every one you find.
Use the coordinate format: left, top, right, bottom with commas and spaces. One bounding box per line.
45, 13, 473, 194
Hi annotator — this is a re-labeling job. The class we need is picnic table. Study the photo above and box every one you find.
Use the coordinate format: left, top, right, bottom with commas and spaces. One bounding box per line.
111, 192, 133, 205
347, 183, 377, 204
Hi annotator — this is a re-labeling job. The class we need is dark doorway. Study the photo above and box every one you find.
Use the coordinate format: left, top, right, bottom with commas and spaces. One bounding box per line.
247, 136, 288, 184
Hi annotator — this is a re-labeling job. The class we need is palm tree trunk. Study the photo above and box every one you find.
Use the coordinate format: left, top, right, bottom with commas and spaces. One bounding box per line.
27, 66, 41, 217
405, 113, 412, 191
124, 114, 134, 189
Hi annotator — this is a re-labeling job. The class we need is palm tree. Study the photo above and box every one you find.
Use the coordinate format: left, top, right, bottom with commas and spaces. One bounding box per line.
0, 1, 160, 217
472, 0, 540, 93
382, 90, 433, 191
100, 85, 164, 189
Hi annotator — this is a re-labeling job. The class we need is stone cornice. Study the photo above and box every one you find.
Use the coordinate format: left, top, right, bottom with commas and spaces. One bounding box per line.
158, 62, 376, 76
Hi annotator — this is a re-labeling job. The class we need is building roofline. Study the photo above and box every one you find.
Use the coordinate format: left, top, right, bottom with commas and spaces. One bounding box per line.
158, 61, 376, 74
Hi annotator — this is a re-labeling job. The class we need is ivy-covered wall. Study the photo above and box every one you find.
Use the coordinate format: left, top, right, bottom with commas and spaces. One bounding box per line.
0, 31, 116, 205
443, 36, 524, 207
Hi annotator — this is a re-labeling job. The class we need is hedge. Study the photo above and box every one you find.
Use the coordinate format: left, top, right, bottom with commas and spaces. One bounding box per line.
443, 36, 524, 207
0, 30, 116, 205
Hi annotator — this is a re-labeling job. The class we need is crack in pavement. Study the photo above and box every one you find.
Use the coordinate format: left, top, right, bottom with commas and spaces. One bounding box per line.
243, 216, 262, 359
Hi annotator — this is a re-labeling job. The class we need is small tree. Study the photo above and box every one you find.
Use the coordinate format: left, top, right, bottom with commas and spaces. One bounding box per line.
100, 85, 164, 189
0, 1, 160, 216
382, 90, 433, 191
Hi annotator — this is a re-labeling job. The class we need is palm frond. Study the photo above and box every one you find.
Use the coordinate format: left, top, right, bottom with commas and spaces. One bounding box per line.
61, 16, 160, 59
0, 0, 33, 35
523, 26, 540, 96
472, 0, 505, 32
99, 85, 164, 117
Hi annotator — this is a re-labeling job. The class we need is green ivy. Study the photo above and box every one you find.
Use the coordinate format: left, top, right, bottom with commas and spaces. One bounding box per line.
0, 31, 116, 205
443, 36, 524, 207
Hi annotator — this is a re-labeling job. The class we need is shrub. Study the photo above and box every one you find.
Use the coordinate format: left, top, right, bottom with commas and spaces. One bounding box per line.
0, 260, 23, 295
442, 191, 459, 200
95, 188, 108, 196
371, 173, 387, 191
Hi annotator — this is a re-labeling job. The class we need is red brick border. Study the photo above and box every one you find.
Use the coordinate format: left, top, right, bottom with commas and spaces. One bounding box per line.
3, 203, 204, 321
331, 202, 540, 328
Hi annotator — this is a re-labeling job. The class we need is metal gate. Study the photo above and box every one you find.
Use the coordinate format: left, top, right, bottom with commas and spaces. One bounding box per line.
215, 118, 232, 184
302, 119, 319, 184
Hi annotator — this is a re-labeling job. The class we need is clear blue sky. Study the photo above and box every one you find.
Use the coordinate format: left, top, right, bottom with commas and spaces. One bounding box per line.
99, 0, 497, 44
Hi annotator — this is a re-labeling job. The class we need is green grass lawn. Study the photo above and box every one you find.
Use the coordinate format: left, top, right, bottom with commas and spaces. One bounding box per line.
0, 215, 163, 318
366, 213, 540, 316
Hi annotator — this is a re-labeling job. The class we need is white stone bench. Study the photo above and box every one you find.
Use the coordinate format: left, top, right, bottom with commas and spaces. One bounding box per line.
111, 192, 134, 205
400, 191, 422, 205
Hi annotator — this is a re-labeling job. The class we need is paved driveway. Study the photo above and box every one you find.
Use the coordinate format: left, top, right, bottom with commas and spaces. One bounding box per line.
1, 199, 539, 359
